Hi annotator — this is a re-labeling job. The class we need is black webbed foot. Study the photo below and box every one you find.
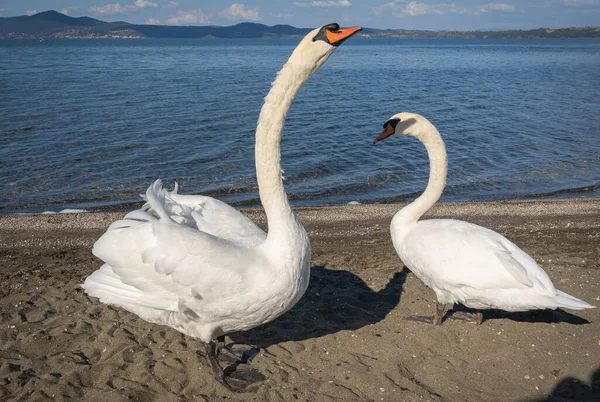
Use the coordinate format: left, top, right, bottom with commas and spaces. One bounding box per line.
201, 338, 264, 393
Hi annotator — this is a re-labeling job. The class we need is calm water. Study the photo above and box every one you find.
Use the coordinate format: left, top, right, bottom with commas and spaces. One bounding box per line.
1, 38, 599, 214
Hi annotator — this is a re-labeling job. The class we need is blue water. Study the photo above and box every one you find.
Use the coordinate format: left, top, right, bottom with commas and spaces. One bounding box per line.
1, 38, 599, 214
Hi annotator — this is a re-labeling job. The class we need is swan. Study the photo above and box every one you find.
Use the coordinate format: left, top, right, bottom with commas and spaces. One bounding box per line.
373, 112, 595, 325
83, 23, 362, 388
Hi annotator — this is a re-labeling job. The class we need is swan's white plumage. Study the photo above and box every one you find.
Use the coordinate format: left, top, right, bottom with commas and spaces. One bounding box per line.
384, 112, 594, 314
82, 24, 359, 343
394, 219, 580, 311
86, 179, 305, 343
149, 182, 267, 248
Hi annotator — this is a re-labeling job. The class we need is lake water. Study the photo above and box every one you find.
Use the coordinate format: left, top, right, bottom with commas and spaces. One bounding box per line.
1, 38, 599, 214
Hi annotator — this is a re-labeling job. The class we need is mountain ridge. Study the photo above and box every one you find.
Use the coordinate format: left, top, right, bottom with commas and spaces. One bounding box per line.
1, 10, 599, 39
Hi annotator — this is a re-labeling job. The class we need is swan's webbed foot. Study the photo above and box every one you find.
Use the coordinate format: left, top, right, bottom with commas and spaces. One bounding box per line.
433, 302, 449, 325
203, 340, 235, 392
219, 343, 261, 364
407, 304, 484, 326
450, 310, 484, 324
405, 302, 450, 325
202, 337, 264, 393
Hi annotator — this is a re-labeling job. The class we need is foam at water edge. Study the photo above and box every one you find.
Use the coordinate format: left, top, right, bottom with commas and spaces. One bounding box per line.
41, 209, 89, 214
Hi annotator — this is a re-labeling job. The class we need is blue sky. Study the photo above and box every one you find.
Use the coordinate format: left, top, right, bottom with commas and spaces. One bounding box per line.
1, 1, 599, 30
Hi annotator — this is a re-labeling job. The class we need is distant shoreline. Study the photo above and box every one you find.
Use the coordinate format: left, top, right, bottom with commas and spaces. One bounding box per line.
4, 35, 600, 41
2, 10, 599, 40
4, 36, 600, 41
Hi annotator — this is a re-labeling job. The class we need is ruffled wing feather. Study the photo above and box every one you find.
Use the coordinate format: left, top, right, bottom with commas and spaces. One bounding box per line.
143, 182, 266, 248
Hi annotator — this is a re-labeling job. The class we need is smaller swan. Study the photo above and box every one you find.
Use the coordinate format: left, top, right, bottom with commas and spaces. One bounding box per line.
373, 112, 595, 325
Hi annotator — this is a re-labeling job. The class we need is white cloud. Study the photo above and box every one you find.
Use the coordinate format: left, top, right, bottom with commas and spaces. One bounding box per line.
167, 9, 210, 25
163, 1, 179, 8
293, 0, 351, 8
133, 0, 158, 8
399, 2, 469, 16
25, 9, 37, 16
561, 0, 600, 5
219, 3, 261, 21
372, 0, 405, 16
480, 3, 515, 12
404, 2, 441, 15
373, 1, 515, 17
89, 0, 157, 16
59, 6, 81, 16
146, 17, 161, 24
89, 3, 127, 15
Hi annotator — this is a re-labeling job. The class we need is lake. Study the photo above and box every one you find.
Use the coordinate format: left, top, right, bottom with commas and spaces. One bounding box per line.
1, 38, 599, 214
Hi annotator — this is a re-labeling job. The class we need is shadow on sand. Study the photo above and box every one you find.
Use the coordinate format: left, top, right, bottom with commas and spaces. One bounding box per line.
218, 265, 407, 389
230, 265, 408, 348
446, 304, 590, 325
527, 366, 599, 402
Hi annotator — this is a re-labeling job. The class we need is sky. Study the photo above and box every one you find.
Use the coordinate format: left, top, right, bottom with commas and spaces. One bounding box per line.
0, 0, 599, 30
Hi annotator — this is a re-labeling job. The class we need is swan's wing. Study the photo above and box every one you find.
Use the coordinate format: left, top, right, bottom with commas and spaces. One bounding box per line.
85, 215, 273, 343
91, 217, 264, 302
84, 181, 272, 333
403, 219, 555, 292
144, 182, 266, 248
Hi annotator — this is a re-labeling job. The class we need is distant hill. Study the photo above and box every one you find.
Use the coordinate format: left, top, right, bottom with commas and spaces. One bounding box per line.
1, 10, 599, 39
0, 10, 137, 38
131, 21, 310, 39
0, 10, 311, 39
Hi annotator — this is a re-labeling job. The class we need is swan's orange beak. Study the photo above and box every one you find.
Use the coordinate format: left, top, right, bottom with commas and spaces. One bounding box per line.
373, 124, 395, 144
326, 26, 362, 46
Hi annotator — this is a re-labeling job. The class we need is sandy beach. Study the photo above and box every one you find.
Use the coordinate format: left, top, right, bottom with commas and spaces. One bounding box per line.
1, 198, 598, 401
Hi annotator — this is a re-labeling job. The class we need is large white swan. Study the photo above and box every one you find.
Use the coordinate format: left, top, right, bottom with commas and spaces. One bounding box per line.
373, 112, 594, 325
83, 23, 361, 388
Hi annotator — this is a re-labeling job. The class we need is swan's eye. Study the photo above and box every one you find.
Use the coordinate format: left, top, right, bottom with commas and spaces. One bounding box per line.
324, 23, 341, 32
312, 23, 341, 42
384, 118, 401, 130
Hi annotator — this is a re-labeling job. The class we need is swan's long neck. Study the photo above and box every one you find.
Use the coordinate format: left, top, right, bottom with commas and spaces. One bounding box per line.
255, 57, 314, 242
394, 123, 447, 226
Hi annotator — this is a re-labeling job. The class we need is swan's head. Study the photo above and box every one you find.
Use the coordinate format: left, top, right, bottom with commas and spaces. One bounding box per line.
289, 23, 362, 72
373, 112, 432, 144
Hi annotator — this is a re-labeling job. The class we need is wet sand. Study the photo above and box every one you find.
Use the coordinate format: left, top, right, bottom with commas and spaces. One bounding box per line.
1, 198, 599, 401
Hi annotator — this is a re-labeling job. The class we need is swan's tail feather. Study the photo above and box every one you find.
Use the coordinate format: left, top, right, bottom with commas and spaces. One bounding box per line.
83, 265, 143, 305
553, 290, 595, 310
83, 265, 176, 311
141, 180, 198, 226
143, 179, 174, 223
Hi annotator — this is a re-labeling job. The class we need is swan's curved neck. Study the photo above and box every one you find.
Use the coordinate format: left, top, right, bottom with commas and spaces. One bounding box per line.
394, 123, 447, 225
255, 57, 312, 241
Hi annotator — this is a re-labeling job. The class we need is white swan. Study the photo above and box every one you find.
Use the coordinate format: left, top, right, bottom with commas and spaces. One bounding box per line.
83, 23, 361, 388
373, 112, 595, 325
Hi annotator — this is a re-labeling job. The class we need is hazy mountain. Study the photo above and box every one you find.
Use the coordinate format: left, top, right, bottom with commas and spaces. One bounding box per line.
1, 10, 599, 39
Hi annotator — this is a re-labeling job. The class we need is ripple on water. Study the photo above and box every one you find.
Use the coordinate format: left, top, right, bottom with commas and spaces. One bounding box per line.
1, 38, 599, 213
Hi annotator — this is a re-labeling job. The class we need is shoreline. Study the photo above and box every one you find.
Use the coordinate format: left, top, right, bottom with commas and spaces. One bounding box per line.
1, 197, 599, 235
2, 192, 599, 217
1, 198, 598, 400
